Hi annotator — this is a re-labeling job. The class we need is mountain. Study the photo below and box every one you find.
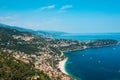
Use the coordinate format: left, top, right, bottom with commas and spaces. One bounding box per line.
0, 27, 51, 80
0, 23, 118, 80
0, 23, 33, 32
0, 23, 67, 37
33, 30, 67, 38
0, 24, 74, 80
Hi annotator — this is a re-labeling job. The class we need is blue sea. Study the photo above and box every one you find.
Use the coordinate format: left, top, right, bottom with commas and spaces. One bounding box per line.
55, 33, 120, 41
55, 33, 120, 80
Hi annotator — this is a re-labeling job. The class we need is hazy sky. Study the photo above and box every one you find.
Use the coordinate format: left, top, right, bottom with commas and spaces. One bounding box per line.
0, 0, 120, 33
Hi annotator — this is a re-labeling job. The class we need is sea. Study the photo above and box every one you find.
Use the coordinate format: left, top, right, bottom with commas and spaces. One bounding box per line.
54, 33, 120, 80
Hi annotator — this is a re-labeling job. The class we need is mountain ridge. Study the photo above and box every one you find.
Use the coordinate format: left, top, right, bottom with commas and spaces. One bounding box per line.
0, 23, 67, 37
0, 23, 119, 80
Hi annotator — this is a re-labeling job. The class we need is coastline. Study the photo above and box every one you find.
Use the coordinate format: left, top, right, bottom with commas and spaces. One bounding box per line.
63, 46, 88, 53
62, 43, 120, 53
58, 58, 69, 75
57, 41, 120, 80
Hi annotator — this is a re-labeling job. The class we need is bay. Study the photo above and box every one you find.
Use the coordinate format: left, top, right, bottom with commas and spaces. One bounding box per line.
55, 33, 120, 80
64, 45, 120, 80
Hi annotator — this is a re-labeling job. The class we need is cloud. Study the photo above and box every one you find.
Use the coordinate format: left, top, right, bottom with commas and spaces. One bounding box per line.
0, 16, 14, 20
60, 5, 73, 10
0, 15, 19, 26
0, 15, 16, 25
39, 5, 55, 11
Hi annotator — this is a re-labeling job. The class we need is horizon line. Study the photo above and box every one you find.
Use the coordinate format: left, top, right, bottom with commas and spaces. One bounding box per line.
0, 23, 120, 34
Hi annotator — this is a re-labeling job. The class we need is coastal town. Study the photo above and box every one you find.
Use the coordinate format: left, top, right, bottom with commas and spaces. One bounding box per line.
0, 26, 119, 80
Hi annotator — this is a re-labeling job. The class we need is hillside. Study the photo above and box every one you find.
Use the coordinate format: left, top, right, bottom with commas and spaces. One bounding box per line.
0, 25, 119, 80
0, 23, 67, 37
0, 26, 74, 80
0, 51, 50, 80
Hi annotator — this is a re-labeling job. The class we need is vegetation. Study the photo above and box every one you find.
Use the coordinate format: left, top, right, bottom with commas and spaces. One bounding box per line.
0, 51, 50, 80
0, 25, 119, 80
0, 27, 39, 54
86, 39, 118, 48
49, 46, 61, 55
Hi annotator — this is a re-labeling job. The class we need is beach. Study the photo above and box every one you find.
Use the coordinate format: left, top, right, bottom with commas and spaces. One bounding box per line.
58, 58, 68, 75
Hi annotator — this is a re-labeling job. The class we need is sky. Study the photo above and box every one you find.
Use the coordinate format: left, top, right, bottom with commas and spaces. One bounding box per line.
0, 0, 120, 33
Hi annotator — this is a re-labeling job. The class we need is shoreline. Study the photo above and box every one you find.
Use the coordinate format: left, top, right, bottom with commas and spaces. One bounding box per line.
58, 58, 69, 75
63, 46, 88, 53
58, 43, 120, 79
62, 43, 119, 53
